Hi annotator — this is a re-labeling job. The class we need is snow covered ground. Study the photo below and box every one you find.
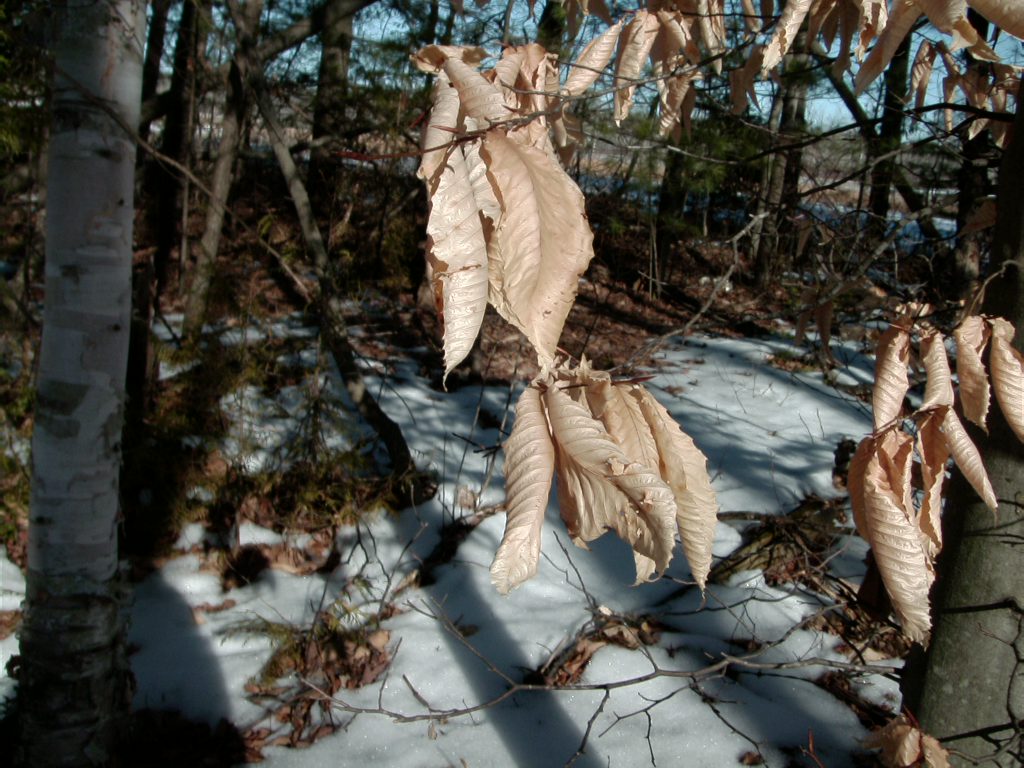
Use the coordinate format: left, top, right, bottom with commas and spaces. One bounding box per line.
1, 316, 906, 767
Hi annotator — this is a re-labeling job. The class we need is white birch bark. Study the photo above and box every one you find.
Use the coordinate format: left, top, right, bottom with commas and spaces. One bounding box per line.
16, 1, 144, 765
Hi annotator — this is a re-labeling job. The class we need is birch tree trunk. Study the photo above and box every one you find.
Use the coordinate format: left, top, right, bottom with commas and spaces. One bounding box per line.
16, 1, 144, 765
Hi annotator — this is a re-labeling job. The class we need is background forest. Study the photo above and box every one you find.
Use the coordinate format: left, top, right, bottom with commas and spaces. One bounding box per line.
0, 0, 1023, 766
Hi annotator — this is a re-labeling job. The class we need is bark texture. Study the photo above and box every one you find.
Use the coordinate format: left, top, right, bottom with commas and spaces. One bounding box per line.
901, 88, 1024, 767
16, 1, 144, 765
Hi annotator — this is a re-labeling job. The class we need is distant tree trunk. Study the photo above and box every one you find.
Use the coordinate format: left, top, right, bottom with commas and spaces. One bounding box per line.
182, 0, 261, 342
309, 0, 354, 217
139, 0, 172, 142
16, 1, 144, 766
867, 35, 909, 221
755, 35, 809, 288
656, 146, 687, 289
901, 88, 1024, 767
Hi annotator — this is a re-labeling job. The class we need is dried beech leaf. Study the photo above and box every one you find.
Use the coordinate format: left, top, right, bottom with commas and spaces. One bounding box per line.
872, 323, 911, 430
911, 41, 938, 110
915, 411, 949, 557
614, 10, 661, 124
968, 0, 1024, 39
443, 56, 510, 125
848, 436, 875, 542
861, 432, 933, 643
419, 74, 462, 193
564, 19, 623, 96
865, 715, 951, 768
988, 317, 1024, 443
412, 44, 488, 73
855, 0, 921, 95
953, 315, 991, 429
584, 376, 661, 469
633, 386, 718, 590
480, 130, 594, 364
424, 143, 489, 378
942, 408, 998, 511
545, 384, 678, 582
761, 0, 812, 73
491, 386, 555, 594
655, 10, 704, 65
918, 330, 954, 412
659, 72, 700, 136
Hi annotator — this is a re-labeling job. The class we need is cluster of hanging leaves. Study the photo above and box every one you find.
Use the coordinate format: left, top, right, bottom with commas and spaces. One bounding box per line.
414, 43, 718, 594
490, 360, 718, 594
864, 713, 950, 768
850, 312, 1024, 643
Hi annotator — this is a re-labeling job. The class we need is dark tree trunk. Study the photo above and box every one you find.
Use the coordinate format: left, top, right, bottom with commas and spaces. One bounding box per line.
901, 86, 1024, 768
309, 0, 354, 216
182, 0, 259, 342
755, 35, 809, 288
867, 34, 910, 221
139, 0, 172, 142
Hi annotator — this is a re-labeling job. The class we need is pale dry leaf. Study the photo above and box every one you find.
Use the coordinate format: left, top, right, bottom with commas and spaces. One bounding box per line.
855, 0, 921, 94
911, 41, 938, 110
564, 19, 624, 96
941, 407, 998, 510
848, 435, 876, 542
491, 386, 556, 594
655, 10, 704, 65
583, 375, 661, 469
741, 0, 761, 32
492, 49, 526, 110
659, 71, 699, 135
968, 0, 1024, 39
761, 0, 813, 73
864, 714, 951, 768
614, 10, 661, 124
988, 317, 1024, 443
424, 143, 490, 379
632, 386, 718, 590
443, 56, 510, 125
861, 432, 933, 643
480, 129, 594, 365
915, 411, 949, 557
953, 315, 991, 429
806, 0, 839, 44
914, 0, 967, 33
872, 323, 911, 431
918, 330, 954, 411
411, 44, 488, 73
419, 74, 462, 193
544, 383, 678, 582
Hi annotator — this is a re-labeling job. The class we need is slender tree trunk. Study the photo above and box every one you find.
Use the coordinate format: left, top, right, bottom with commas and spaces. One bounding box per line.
182, 0, 260, 342
16, 1, 144, 765
139, 0, 172, 142
901, 88, 1024, 768
867, 35, 910, 221
309, 0, 353, 216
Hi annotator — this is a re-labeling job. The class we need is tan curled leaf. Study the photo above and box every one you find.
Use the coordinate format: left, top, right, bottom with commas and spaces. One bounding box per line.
659, 71, 700, 136
419, 74, 462, 193
730, 46, 762, 115
911, 41, 938, 110
564, 19, 624, 96
954, 315, 991, 429
862, 432, 933, 643
424, 143, 490, 379
988, 317, 1024, 443
968, 0, 1024, 39
761, 0, 813, 73
919, 330, 954, 412
872, 323, 911, 431
492, 49, 526, 110
854, 0, 921, 95
848, 435, 875, 542
915, 411, 949, 557
806, 0, 838, 42
864, 714, 951, 768
481, 130, 594, 365
544, 384, 678, 582
914, 0, 967, 33
491, 386, 556, 594
443, 56, 510, 125
411, 44, 488, 73
942, 408, 998, 511
584, 376, 661, 469
632, 386, 718, 590
655, 10, 704, 65
740, 0, 762, 32
614, 10, 661, 124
